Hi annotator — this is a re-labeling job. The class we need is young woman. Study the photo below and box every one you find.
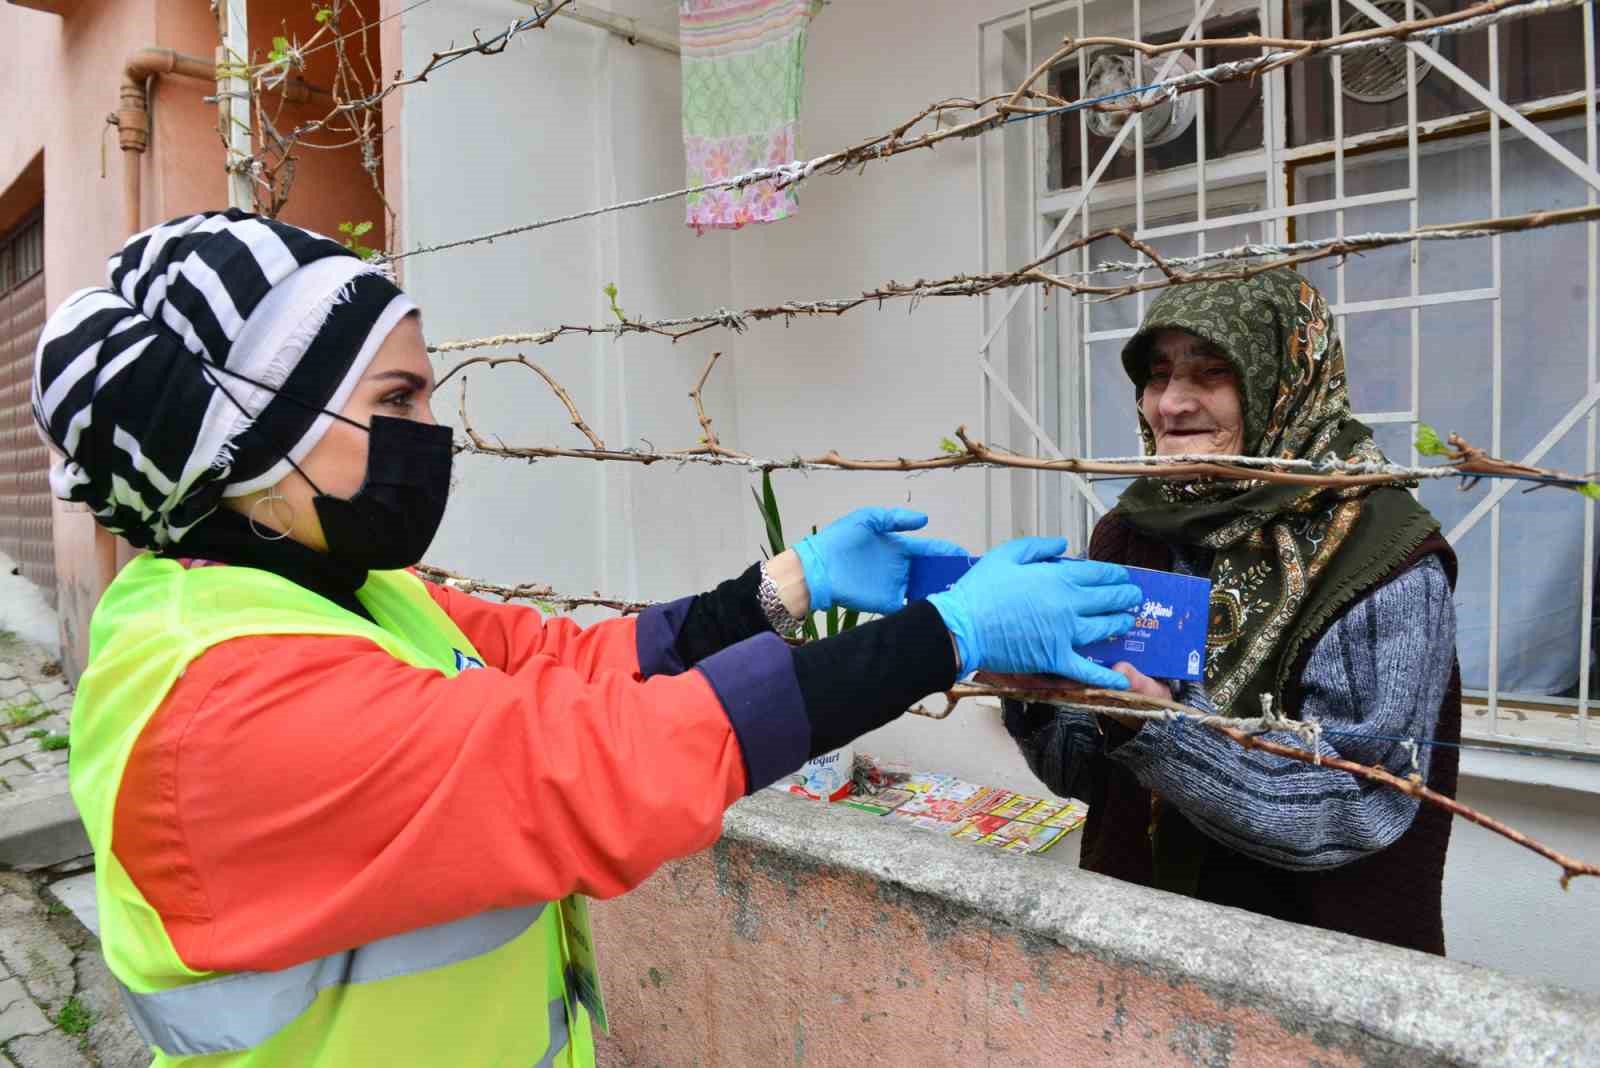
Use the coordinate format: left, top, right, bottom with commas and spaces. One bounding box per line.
35, 210, 1142, 1066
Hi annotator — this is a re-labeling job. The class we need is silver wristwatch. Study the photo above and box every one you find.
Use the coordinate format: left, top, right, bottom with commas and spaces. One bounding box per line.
758, 562, 805, 638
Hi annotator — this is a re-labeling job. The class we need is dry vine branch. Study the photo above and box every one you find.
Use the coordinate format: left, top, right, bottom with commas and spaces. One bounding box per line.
233, 0, 570, 216
447, 352, 1596, 495
683, 352, 747, 460
430, 205, 1600, 357
414, 563, 648, 613
444, 356, 606, 448
1222, 723, 1598, 889
923, 679, 1598, 888
1051, 0, 1577, 68
388, 0, 1585, 261
409, 565, 1600, 885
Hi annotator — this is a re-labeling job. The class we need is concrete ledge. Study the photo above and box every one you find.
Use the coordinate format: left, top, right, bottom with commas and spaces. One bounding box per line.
0, 780, 89, 871
594, 791, 1600, 1067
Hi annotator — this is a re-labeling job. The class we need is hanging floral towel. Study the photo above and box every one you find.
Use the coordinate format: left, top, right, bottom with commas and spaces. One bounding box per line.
680, 0, 817, 232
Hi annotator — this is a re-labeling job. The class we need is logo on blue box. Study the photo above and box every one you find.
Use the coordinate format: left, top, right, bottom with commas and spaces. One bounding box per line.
906, 554, 1210, 681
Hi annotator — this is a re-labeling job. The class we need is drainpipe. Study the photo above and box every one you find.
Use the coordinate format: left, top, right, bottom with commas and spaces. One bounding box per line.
116, 48, 216, 236
100, 49, 224, 589
115, 47, 322, 234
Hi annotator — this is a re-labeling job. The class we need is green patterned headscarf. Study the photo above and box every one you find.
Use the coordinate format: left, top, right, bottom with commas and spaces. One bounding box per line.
1114, 266, 1439, 720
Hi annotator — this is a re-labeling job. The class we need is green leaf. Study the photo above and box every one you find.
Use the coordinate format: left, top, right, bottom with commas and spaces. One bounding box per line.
840, 609, 860, 632
1414, 422, 1448, 457
351, 220, 373, 237
751, 486, 783, 556
338, 220, 355, 234
825, 606, 839, 638
939, 436, 962, 455
761, 471, 784, 552
1580, 482, 1600, 501
55, 996, 91, 1036
270, 35, 290, 61
602, 282, 625, 322
315, 7, 333, 22
801, 617, 819, 643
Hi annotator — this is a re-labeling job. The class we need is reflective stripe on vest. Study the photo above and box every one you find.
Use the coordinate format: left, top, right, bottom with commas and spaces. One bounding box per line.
117, 903, 548, 1057
534, 993, 571, 1068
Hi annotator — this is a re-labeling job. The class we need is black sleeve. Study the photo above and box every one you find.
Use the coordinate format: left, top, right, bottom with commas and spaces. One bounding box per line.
672, 563, 774, 666
792, 601, 959, 759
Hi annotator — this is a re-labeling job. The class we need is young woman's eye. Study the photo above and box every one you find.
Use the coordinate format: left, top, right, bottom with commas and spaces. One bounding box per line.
381, 389, 416, 410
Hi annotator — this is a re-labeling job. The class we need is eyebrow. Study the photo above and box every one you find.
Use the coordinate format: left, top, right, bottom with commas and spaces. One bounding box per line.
1154, 343, 1227, 363
365, 370, 432, 390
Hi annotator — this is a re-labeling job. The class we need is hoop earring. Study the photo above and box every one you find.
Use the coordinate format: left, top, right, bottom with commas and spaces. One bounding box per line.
248, 490, 295, 541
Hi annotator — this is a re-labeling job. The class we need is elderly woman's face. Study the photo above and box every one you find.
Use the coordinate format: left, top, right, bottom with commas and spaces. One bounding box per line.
1140, 329, 1245, 456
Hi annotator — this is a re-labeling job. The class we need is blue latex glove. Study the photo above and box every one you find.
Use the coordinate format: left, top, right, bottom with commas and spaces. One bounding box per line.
793, 508, 970, 614
927, 537, 1142, 689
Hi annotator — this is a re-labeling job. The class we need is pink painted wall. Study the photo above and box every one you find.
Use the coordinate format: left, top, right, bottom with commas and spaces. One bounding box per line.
589, 794, 1600, 1066
2, 0, 181, 674
2, 0, 391, 674
592, 837, 1367, 1067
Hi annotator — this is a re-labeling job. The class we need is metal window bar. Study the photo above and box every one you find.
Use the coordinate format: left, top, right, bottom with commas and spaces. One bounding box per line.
982, 0, 1600, 754
1028, 4, 1044, 540
1078, 0, 1094, 547
1489, 15, 1504, 736
1582, 0, 1598, 746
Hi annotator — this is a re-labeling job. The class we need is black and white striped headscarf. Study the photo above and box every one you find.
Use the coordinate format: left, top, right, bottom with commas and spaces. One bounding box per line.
31, 210, 416, 549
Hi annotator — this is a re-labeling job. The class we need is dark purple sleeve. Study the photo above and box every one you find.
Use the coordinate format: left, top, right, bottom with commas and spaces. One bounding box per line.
635, 564, 770, 678
695, 633, 809, 792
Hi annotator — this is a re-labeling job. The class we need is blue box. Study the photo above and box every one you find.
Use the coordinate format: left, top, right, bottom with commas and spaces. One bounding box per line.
905, 554, 982, 603
906, 555, 1210, 681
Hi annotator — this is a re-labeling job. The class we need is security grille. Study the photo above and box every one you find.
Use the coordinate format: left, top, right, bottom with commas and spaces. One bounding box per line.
0, 211, 54, 605
979, 0, 1600, 754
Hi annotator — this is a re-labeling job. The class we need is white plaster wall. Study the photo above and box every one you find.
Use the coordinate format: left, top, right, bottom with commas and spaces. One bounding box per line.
400, 0, 1600, 995
1445, 774, 1600, 994
402, 0, 744, 610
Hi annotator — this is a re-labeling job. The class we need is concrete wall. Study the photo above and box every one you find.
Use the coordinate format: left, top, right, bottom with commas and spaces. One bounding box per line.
395, 0, 1600, 997
592, 792, 1600, 1067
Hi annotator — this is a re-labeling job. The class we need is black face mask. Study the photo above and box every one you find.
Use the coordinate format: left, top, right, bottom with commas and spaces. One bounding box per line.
312, 416, 454, 571
198, 362, 453, 570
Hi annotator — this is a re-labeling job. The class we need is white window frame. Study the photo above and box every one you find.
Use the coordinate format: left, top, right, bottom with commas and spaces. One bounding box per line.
977, 0, 1600, 764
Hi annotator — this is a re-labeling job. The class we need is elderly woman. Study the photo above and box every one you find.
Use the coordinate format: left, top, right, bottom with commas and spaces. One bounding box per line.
1006, 266, 1462, 954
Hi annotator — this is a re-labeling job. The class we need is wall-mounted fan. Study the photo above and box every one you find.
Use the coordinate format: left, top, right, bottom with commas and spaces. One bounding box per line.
1337, 1, 1436, 104
1083, 50, 1200, 154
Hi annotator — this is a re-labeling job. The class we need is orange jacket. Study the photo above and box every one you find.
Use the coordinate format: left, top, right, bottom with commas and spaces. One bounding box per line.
113, 573, 806, 973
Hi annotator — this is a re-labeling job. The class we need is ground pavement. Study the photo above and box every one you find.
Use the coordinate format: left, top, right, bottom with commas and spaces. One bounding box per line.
0, 628, 145, 1067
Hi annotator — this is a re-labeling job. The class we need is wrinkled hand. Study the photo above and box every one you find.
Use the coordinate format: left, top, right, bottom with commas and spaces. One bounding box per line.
1099, 662, 1170, 729
927, 537, 1142, 688
793, 507, 969, 614
1112, 662, 1172, 701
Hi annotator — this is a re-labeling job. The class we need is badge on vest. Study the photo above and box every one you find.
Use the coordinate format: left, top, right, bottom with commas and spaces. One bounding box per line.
453, 649, 485, 672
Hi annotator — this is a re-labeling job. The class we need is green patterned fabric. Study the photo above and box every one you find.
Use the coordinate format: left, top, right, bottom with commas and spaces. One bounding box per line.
680, 0, 819, 231
1113, 266, 1440, 720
